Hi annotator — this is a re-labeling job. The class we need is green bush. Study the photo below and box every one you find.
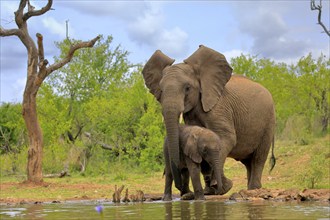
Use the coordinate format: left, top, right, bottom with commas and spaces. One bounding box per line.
0, 146, 28, 176
298, 150, 329, 189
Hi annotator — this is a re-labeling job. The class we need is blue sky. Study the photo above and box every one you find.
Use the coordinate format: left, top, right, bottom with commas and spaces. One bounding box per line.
1, 0, 329, 103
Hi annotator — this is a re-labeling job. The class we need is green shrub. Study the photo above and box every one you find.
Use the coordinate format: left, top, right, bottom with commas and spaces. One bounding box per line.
0, 146, 28, 176
298, 150, 329, 189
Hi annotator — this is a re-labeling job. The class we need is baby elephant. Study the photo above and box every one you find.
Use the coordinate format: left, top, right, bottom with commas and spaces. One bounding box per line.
163, 125, 223, 201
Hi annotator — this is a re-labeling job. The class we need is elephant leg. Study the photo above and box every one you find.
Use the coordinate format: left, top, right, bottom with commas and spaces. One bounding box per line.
214, 139, 234, 195
203, 174, 215, 195
216, 160, 233, 195
163, 140, 173, 201
181, 168, 192, 195
163, 169, 173, 201
241, 158, 252, 189
186, 158, 205, 200
215, 133, 236, 194
248, 134, 272, 189
200, 160, 215, 195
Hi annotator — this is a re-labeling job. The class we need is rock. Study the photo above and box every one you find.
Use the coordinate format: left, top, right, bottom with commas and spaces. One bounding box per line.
129, 190, 145, 202
229, 189, 330, 202
298, 189, 330, 202
276, 189, 300, 201
229, 192, 244, 201
146, 195, 162, 201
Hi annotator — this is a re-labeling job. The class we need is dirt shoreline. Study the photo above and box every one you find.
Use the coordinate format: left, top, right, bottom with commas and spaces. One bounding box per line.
1, 188, 329, 206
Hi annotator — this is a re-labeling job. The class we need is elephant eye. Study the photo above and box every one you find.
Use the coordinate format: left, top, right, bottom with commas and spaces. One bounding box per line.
184, 84, 190, 94
202, 146, 207, 154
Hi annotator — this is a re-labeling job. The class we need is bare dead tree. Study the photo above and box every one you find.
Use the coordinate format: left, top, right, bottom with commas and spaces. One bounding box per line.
0, 0, 100, 183
311, 0, 330, 37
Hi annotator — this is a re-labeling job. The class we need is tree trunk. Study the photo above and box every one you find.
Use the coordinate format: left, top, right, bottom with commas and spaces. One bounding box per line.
23, 78, 43, 183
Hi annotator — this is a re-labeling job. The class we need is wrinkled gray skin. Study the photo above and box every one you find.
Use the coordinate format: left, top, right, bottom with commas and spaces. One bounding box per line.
142, 45, 276, 196
163, 125, 223, 201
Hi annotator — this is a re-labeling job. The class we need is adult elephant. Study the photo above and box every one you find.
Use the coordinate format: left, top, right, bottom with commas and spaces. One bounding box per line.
142, 45, 276, 195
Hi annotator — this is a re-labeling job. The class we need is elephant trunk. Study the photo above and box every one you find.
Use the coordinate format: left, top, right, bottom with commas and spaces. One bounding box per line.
163, 105, 183, 191
211, 152, 223, 195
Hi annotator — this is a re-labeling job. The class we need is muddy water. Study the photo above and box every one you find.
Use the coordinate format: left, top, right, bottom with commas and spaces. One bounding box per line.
1, 200, 329, 219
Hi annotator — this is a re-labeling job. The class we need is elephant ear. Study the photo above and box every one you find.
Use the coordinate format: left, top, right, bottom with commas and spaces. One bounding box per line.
142, 50, 175, 102
184, 133, 202, 164
184, 45, 233, 112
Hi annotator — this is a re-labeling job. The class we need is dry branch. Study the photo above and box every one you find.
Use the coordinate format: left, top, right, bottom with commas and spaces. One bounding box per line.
45, 36, 100, 77
43, 170, 70, 178
23, 0, 53, 21
311, 0, 330, 36
36, 33, 48, 76
113, 185, 125, 203
122, 188, 130, 202
35, 35, 101, 87
0, 27, 21, 37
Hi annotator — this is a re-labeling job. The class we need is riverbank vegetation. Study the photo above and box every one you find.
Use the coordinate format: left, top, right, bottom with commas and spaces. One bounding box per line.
0, 136, 329, 203
1, 36, 329, 197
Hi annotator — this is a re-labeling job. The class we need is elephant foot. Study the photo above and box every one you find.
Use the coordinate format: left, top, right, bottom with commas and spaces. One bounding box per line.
204, 186, 216, 195
220, 179, 233, 195
162, 194, 172, 201
248, 181, 262, 190
181, 189, 193, 196
181, 192, 194, 200
194, 194, 205, 200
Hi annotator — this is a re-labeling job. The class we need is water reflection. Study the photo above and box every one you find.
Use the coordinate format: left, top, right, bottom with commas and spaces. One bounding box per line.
164, 201, 236, 220
163, 200, 329, 220
165, 201, 211, 220
25, 204, 44, 220
0, 200, 329, 219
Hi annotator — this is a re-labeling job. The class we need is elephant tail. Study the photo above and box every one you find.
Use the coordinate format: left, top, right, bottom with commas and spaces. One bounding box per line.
269, 136, 276, 173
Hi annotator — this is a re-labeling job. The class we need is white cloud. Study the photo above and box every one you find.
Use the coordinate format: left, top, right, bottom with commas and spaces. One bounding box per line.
232, 2, 322, 61
126, 4, 189, 57
224, 49, 247, 62
127, 8, 164, 43
58, 1, 148, 21
58, 1, 189, 57
156, 27, 189, 56
42, 17, 73, 38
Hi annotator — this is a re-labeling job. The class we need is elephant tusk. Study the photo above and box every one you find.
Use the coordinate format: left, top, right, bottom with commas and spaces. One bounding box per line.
179, 113, 184, 124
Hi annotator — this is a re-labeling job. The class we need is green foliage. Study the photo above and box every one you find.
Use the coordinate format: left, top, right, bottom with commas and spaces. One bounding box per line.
297, 149, 329, 189
0, 103, 27, 176
0, 103, 26, 154
37, 35, 164, 175
0, 146, 28, 176
134, 93, 165, 171
231, 53, 330, 142
37, 84, 72, 144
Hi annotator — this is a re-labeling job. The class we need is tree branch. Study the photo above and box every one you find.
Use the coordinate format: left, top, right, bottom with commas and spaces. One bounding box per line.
0, 27, 21, 37
23, 0, 53, 21
36, 33, 48, 76
36, 33, 45, 62
17, 0, 27, 15
14, 0, 27, 29
45, 35, 100, 77
311, 0, 330, 37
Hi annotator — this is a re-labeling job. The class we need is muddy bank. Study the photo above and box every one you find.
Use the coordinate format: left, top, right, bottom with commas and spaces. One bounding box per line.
226, 188, 330, 202
1, 189, 329, 206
